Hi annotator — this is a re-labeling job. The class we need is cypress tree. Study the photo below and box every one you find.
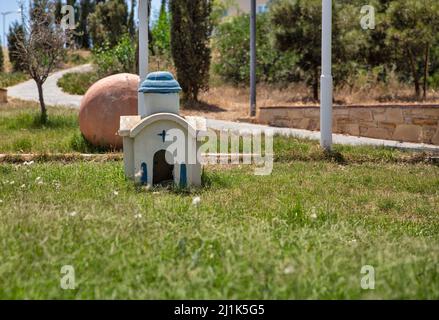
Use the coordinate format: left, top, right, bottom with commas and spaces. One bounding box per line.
169, 0, 213, 102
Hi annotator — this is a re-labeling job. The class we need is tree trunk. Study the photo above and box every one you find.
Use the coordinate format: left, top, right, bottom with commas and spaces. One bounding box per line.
423, 43, 430, 101
313, 68, 319, 101
36, 81, 47, 124
407, 48, 421, 99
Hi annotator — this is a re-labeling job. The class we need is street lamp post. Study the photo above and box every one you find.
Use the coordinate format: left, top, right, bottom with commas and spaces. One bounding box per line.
138, 0, 149, 117
320, 0, 333, 150
1, 10, 21, 48
250, 0, 257, 117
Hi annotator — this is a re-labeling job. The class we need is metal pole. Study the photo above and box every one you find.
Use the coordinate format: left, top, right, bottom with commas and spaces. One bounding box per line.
250, 0, 257, 117
2, 13, 5, 48
320, 0, 333, 150
138, 0, 149, 116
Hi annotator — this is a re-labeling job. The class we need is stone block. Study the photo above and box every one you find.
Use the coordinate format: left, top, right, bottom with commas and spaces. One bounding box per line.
393, 125, 422, 143
366, 127, 391, 140
422, 126, 438, 143
338, 124, 360, 136
373, 110, 387, 122
412, 118, 439, 126
385, 108, 404, 123
349, 109, 373, 121
378, 122, 397, 130
304, 108, 320, 118
432, 130, 439, 145
408, 108, 439, 117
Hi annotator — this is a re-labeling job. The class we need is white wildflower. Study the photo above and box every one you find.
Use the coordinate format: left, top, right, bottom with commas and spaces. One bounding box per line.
20, 184, 26, 188
134, 214, 143, 219
9, 181, 15, 185
283, 266, 295, 275
23, 161, 34, 166
0, 200, 3, 204
310, 207, 318, 220
113, 191, 119, 196
68, 211, 78, 217
192, 196, 201, 207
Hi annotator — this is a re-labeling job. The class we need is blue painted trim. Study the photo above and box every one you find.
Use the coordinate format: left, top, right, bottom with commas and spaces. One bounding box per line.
139, 71, 182, 94
141, 163, 148, 185
180, 164, 187, 187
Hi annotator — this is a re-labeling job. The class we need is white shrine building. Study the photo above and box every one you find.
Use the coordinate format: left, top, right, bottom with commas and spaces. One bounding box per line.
118, 72, 203, 187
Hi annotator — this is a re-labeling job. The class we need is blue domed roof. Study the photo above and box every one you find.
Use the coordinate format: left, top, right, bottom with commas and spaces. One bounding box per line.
139, 71, 182, 94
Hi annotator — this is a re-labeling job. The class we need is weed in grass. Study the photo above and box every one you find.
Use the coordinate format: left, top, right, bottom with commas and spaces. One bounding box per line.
12, 138, 32, 152
69, 132, 107, 154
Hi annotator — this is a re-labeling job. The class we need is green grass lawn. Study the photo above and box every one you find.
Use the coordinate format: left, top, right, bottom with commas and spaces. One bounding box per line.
0, 100, 98, 154
0, 102, 438, 299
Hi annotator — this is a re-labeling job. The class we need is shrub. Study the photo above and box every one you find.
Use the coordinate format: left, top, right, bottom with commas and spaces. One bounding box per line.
0, 72, 28, 88
58, 71, 98, 95
93, 35, 136, 77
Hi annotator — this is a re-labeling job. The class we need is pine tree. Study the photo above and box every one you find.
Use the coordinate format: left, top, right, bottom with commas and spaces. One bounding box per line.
170, 0, 213, 102
128, 0, 136, 38
79, 0, 94, 48
88, 0, 129, 48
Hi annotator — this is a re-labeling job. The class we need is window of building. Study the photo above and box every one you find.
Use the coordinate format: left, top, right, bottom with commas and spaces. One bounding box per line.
257, 4, 268, 13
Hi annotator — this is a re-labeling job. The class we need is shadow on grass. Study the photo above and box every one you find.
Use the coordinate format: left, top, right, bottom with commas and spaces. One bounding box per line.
70, 132, 117, 154
182, 100, 226, 113
5, 112, 77, 130
131, 170, 232, 196
323, 150, 348, 165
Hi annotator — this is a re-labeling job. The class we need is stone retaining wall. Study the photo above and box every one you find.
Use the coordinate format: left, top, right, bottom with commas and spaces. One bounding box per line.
257, 105, 439, 145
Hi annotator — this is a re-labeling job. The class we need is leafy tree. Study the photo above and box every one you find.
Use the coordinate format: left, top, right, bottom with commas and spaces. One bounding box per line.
151, 0, 171, 56
16, 0, 68, 123
8, 22, 26, 72
213, 13, 297, 84
211, 0, 236, 26
170, 0, 213, 102
88, 0, 129, 48
271, 0, 324, 100
386, 0, 439, 100
271, 0, 369, 100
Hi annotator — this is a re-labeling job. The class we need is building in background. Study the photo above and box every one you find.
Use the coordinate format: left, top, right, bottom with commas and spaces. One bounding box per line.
225, 0, 270, 17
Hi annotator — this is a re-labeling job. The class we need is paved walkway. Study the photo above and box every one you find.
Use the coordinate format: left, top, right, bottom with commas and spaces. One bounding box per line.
7, 65, 439, 152
206, 120, 439, 153
7, 64, 93, 108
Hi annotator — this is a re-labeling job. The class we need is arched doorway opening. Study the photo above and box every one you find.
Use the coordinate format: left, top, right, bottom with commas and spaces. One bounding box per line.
153, 150, 174, 185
